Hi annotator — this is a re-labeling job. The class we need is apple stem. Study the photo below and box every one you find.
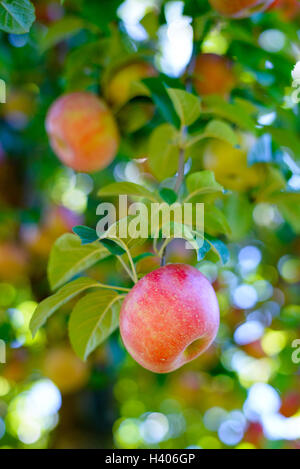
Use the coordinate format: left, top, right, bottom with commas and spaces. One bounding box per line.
160, 247, 167, 267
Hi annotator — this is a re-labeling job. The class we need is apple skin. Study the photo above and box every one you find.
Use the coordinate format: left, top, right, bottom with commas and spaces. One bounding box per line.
193, 54, 236, 98
209, 0, 274, 18
46, 92, 119, 173
120, 264, 220, 373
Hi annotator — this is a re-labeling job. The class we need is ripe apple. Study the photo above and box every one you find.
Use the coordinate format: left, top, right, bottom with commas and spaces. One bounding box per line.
104, 61, 156, 108
193, 53, 236, 98
46, 92, 119, 173
120, 264, 220, 373
209, 0, 274, 18
203, 137, 265, 191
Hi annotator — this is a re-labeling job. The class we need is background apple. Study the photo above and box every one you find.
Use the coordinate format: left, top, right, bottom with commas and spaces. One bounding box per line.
46, 92, 119, 173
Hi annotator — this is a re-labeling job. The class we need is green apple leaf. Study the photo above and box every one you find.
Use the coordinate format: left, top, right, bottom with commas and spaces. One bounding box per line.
224, 193, 253, 241
69, 291, 124, 360
203, 120, 238, 146
205, 204, 232, 237
148, 123, 180, 182
186, 171, 223, 199
143, 76, 181, 128
202, 95, 257, 131
205, 235, 230, 264
40, 16, 88, 52
48, 234, 110, 290
167, 88, 201, 127
30, 277, 102, 337
72, 226, 99, 245
0, 0, 35, 34
159, 188, 178, 205
98, 182, 160, 203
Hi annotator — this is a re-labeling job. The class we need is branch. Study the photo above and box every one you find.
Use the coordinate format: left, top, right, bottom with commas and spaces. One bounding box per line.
174, 147, 185, 194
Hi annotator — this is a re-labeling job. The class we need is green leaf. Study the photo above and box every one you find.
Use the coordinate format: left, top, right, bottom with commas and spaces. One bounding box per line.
256, 167, 286, 201
186, 171, 223, 199
132, 252, 155, 264
99, 238, 126, 256
224, 193, 253, 241
0, 0, 35, 34
276, 195, 300, 233
72, 226, 98, 245
30, 277, 101, 337
268, 127, 300, 161
69, 291, 124, 360
197, 238, 211, 261
81, 0, 122, 34
98, 182, 160, 203
48, 234, 110, 290
64, 40, 108, 88
148, 123, 180, 182
143, 77, 181, 128
202, 96, 257, 131
205, 204, 232, 237
140, 10, 159, 40
205, 235, 230, 264
39, 16, 88, 52
167, 88, 201, 127
159, 188, 178, 205
203, 120, 238, 146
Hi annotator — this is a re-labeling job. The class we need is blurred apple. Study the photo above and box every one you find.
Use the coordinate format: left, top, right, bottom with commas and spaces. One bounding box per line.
193, 53, 236, 98
46, 92, 119, 173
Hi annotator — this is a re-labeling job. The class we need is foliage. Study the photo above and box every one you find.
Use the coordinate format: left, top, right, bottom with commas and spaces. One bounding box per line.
0, 0, 299, 450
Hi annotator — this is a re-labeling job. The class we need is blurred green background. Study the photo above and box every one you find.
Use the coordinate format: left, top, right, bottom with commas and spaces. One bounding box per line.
0, 0, 300, 449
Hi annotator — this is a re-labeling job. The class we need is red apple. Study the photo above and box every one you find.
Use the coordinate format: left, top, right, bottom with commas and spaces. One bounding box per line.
193, 53, 236, 98
120, 264, 220, 373
46, 92, 119, 173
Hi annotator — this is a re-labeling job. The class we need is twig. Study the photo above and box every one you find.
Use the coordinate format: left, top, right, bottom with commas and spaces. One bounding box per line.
174, 147, 185, 195
98, 283, 131, 293
117, 256, 136, 283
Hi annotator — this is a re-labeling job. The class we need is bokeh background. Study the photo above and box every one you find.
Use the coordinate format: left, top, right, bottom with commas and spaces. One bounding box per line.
0, 0, 300, 449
